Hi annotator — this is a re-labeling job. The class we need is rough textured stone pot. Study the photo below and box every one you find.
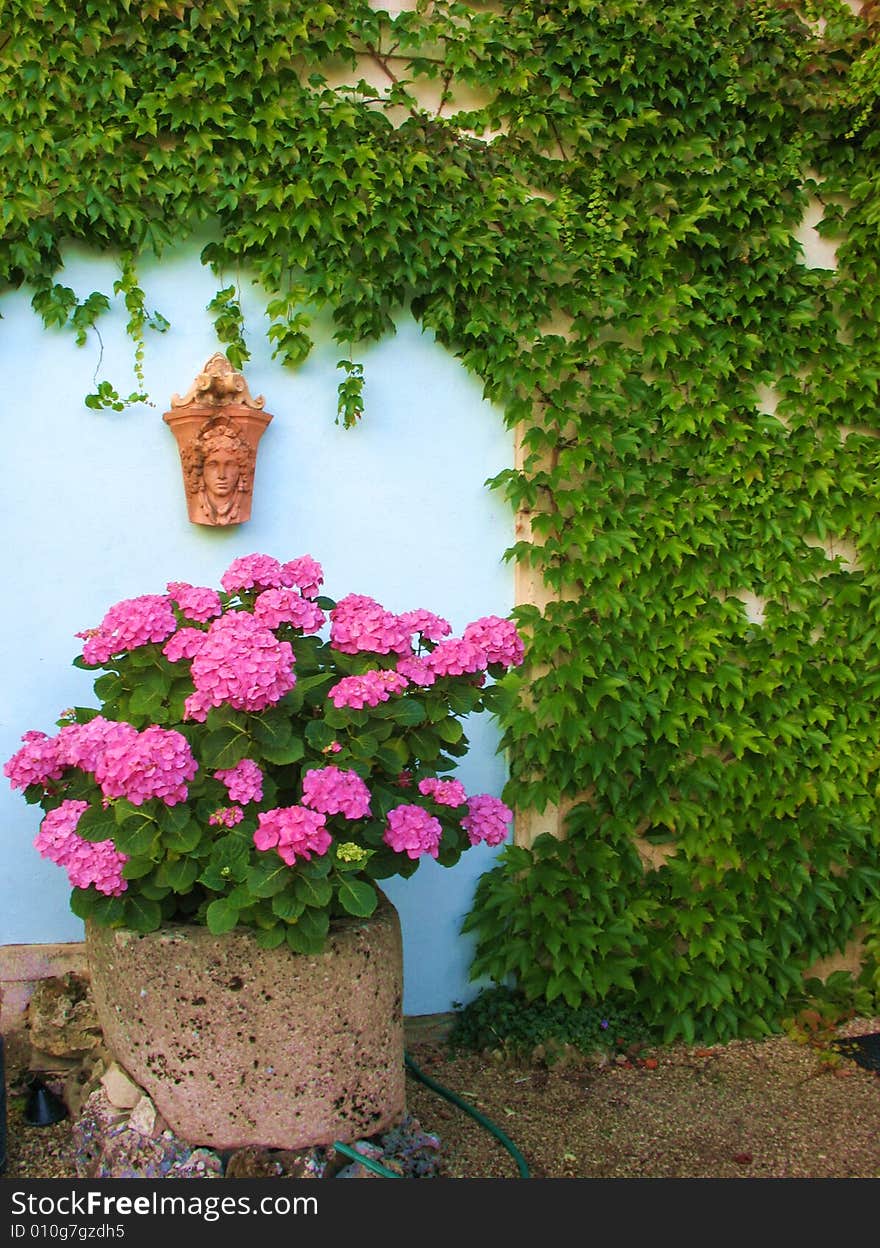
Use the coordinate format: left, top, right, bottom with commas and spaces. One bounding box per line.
84, 895, 405, 1150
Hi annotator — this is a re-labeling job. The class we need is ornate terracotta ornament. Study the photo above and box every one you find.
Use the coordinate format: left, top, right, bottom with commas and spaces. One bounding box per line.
163, 353, 273, 527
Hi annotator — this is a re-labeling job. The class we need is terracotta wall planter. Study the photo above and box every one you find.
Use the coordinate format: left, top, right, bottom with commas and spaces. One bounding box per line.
163, 353, 273, 527
84, 895, 406, 1150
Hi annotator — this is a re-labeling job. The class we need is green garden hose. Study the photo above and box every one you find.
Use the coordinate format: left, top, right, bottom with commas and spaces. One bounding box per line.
333, 1139, 404, 1178
403, 1050, 531, 1178
332, 1051, 531, 1179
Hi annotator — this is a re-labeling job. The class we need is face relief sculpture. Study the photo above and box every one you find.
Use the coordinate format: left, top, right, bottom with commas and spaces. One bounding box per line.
186, 425, 253, 527
200, 438, 243, 524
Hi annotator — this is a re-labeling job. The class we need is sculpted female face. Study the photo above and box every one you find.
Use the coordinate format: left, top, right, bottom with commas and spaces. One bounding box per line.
202, 443, 241, 501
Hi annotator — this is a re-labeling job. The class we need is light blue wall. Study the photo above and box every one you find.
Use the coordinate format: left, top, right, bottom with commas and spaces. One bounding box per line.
0, 242, 513, 1015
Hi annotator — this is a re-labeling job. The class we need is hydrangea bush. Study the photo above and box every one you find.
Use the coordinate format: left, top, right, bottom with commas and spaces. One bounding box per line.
4, 553, 522, 953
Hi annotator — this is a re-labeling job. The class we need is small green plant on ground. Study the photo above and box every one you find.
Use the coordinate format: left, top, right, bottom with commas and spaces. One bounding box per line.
448, 985, 662, 1065
781, 968, 880, 1069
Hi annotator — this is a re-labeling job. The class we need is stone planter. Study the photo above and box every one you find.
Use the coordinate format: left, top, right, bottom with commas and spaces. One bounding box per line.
84, 895, 405, 1151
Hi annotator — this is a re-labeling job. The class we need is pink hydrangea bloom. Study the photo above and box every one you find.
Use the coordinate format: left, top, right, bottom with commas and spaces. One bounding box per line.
54, 717, 134, 774
301, 766, 371, 820
330, 595, 413, 656
399, 610, 452, 642
418, 776, 468, 807
462, 616, 525, 668
281, 555, 324, 599
254, 588, 326, 633
254, 806, 331, 865
163, 627, 208, 663
77, 594, 177, 665
383, 804, 443, 860
461, 793, 513, 847
92, 724, 198, 806
328, 669, 409, 710
209, 805, 244, 828
214, 759, 263, 804
34, 800, 128, 896
4, 731, 64, 790
221, 554, 284, 594
427, 637, 488, 677
396, 655, 437, 687
184, 611, 295, 720
166, 582, 222, 623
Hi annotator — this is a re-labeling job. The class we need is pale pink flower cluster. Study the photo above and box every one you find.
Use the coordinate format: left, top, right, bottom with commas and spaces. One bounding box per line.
330, 595, 413, 656
328, 669, 409, 710
166, 582, 222, 623
461, 793, 513, 847
4, 731, 65, 790
301, 766, 371, 819
163, 628, 207, 663
208, 805, 244, 828
418, 776, 468, 807
463, 616, 525, 667
5, 718, 198, 807
77, 594, 177, 665
281, 555, 324, 599
426, 637, 488, 677
183, 612, 295, 721
254, 588, 325, 633
221, 554, 285, 594
396, 655, 436, 687
34, 800, 128, 896
399, 610, 452, 642
214, 758, 264, 804
91, 724, 198, 806
383, 804, 443, 860
254, 805, 331, 865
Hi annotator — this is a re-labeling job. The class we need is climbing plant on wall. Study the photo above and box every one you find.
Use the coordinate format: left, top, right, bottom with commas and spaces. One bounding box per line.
2, 0, 879, 1042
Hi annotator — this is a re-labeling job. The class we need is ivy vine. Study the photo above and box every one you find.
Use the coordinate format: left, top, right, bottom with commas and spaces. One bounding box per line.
2, 0, 879, 1042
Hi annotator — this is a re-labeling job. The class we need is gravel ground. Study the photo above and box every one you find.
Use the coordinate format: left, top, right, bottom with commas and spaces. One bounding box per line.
3, 1016, 880, 1181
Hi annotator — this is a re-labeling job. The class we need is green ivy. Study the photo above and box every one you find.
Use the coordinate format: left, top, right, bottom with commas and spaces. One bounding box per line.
2, 0, 880, 1043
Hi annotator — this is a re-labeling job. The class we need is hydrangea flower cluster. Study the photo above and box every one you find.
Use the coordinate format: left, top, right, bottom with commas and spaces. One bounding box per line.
427, 637, 489, 677
396, 655, 437, 687
166, 582, 223, 623
383, 804, 443, 859
163, 627, 207, 663
220, 553, 286, 594
254, 588, 325, 633
254, 805, 331, 865
215, 758, 263, 804
418, 776, 468, 807
5, 717, 198, 807
76, 594, 177, 665
301, 766, 371, 819
4, 730, 65, 790
34, 800, 128, 896
329, 595, 414, 656
462, 616, 525, 668
461, 794, 514, 847
281, 555, 323, 599
182, 611, 295, 720
328, 669, 409, 709
91, 723, 198, 807
399, 610, 452, 642
5, 549, 523, 948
